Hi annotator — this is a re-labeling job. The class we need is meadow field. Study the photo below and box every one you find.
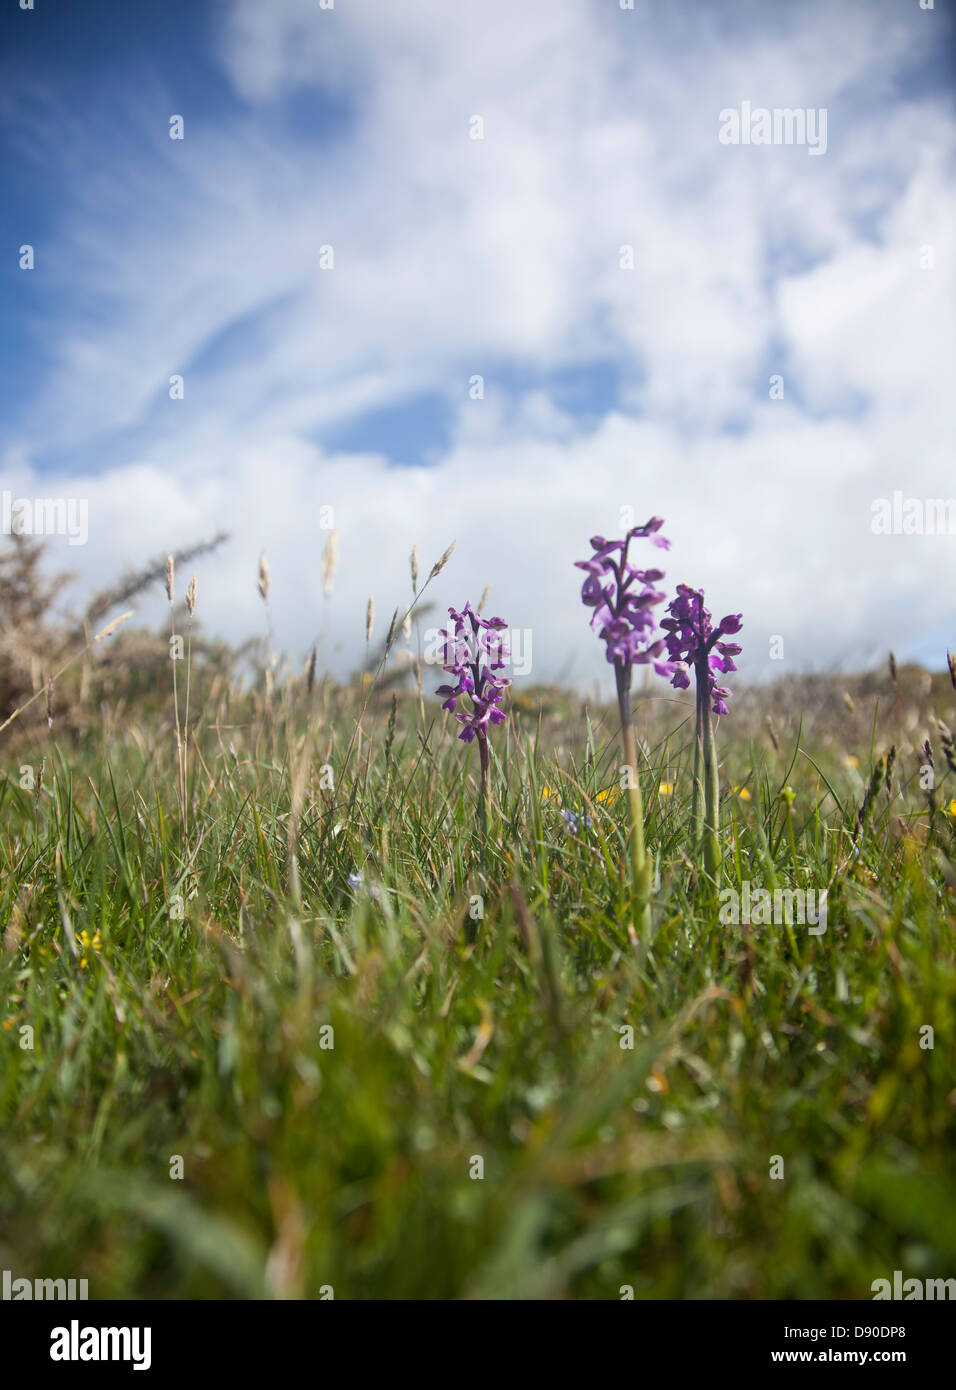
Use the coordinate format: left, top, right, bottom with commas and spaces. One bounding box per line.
1, 534, 954, 1301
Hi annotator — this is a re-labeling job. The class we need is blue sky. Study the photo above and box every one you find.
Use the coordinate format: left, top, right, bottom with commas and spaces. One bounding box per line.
1, 0, 954, 686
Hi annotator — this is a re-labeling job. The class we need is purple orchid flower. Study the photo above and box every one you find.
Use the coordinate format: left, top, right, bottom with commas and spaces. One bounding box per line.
574, 518, 677, 677
660, 584, 742, 879
660, 584, 743, 715
435, 602, 512, 744
436, 601, 514, 828
574, 517, 674, 944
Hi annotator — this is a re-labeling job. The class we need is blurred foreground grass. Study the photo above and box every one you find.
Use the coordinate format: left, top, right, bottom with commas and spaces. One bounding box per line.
1, 665, 954, 1299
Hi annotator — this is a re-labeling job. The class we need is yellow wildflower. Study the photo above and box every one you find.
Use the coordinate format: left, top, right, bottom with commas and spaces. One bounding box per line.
78, 930, 101, 968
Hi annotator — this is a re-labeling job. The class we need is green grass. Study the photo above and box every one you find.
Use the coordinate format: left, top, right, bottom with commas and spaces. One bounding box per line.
1, 673, 955, 1299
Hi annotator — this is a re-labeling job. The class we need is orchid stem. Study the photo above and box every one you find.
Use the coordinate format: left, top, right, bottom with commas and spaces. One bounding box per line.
477, 735, 489, 873
616, 662, 652, 945
698, 654, 721, 879
692, 674, 705, 850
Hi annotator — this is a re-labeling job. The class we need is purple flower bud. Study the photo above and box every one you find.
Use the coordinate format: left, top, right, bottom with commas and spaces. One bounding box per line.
580, 574, 606, 607
662, 585, 743, 715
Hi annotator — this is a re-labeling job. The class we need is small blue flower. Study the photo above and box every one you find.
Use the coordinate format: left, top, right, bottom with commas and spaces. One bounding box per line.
348, 871, 382, 902
561, 808, 592, 835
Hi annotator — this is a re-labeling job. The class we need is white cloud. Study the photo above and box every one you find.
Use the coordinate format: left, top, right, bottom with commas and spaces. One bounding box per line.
4, 0, 954, 690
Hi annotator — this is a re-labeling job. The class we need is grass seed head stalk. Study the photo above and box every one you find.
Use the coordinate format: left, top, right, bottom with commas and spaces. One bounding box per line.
334, 538, 455, 797
182, 574, 197, 842
257, 551, 270, 603
165, 554, 186, 830
257, 550, 276, 681
321, 530, 339, 597
575, 517, 675, 940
